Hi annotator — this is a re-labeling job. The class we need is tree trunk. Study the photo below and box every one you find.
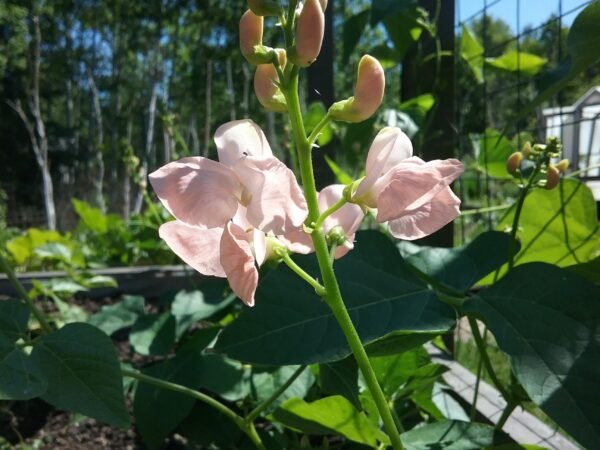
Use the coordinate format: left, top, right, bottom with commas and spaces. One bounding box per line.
226, 58, 236, 120
87, 69, 106, 211
134, 83, 158, 214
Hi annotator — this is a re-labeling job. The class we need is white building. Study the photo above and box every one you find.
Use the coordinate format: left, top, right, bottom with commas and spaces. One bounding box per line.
543, 86, 600, 200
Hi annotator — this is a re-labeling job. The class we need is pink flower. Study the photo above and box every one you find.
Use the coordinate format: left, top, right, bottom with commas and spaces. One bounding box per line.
353, 127, 464, 240
149, 119, 309, 305
149, 119, 307, 235
157, 207, 269, 306
281, 184, 364, 259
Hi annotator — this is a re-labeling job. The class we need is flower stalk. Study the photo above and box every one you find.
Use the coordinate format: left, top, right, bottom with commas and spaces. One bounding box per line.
282, 65, 405, 450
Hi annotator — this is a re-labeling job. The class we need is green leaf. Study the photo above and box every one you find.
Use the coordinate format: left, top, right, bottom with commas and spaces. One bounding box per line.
498, 179, 600, 269
566, 256, 600, 285
366, 332, 439, 357
324, 155, 353, 185
343, 9, 370, 63
406, 231, 516, 291
371, 0, 418, 25
0, 300, 30, 341
193, 354, 250, 402
460, 24, 484, 84
370, 44, 402, 69
319, 358, 360, 409
214, 232, 455, 365
486, 51, 547, 76
401, 420, 510, 449
6, 228, 64, 266
130, 312, 176, 356
383, 11, 423, 60
273, 396, 390, 447
252, 365, 315, 412
0, 335, 47, 400
171, 289, 234, 338
72, 199, 108, 233
88, 295, 145, 336
473, 129, 516, 179
34, 242, 72, 262
399, 93, 436, 126
463, 263, 600, 450
177, 402, 243, 448
412, 383, 469, 421
30, 323, 129, 427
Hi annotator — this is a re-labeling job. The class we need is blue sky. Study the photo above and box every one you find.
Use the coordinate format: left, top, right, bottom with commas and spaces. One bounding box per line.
457, 0, 591, 33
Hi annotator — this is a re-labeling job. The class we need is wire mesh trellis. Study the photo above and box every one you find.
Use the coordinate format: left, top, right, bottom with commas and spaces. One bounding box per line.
454, 0, 598, 244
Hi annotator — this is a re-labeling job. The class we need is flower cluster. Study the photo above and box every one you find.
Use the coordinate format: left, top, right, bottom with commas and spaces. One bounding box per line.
149, 0, 464, 306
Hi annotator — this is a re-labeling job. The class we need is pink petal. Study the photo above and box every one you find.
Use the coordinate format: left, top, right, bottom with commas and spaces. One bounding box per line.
252, 229, 267, 266
214, 119, 273, 168
375, 157, 464, 223
149, 157, 241, 229
354, 128, 413, 203
318, 184, 364, 235
220, 222, 259, 307
234, 156, 308, 234
388, 187, 461, 240
159, 221, 226, 277
279, 228, 314, 254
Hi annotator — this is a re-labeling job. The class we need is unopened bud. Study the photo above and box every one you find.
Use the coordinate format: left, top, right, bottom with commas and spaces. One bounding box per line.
555, 158, 569, 173
522, 141, 533, 158
506, 151, 523, 175
319, 0, 328, 10
545, 165, 560, 190
254, 49, 287, 112
240, 10, 273, 65
329, 55, 385, 123
327, 226, 348, 246
288, 0, 324, 67
247, 0, 280, 16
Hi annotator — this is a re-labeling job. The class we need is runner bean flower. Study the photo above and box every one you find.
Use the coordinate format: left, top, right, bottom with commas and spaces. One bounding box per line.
351, 127, 464, 240
149, 119, 308, 305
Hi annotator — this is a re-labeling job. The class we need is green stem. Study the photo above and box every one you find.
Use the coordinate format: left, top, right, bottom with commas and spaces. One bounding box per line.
143, 191, 163, 226
389, 401, 405, 433
567, 162, 600, 178
281, 253, 325, 295
283, 69, 405, 450
507, 167, 539, 271
495, 401, 517, 430
470, 328, 486, 421
467, 316, 511, 401
307, 113, 331, 147
314, 195, 348, 231
0, 252, 52, 334
246, 365, 307, 423
460, 204, 511, 216
122, 368, 266, 450
329, 242, 338, 264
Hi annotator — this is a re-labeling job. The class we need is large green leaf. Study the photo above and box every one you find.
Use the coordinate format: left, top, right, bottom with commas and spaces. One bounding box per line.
567, 256, 600, 285
473, 129, 516, 179
130, 312, 176, 356
30, 323, 129, 427
486, 51, 547, 76
383, 11, 423, 61
499, 179, 600, 269
177, 402, 243, 448
460, 24, 484, 84
371, 0, 418, 25
214, 232, 455, 365
6, 228, 64, 266
401, 420, 510, 449
0, 334, 46, 400
272, 396, 390, 448
463, 263, 600, 449
0, 300, 30, 341
72, 198, 109, 233
88, 295, 145, 336
406, 231, 516, 291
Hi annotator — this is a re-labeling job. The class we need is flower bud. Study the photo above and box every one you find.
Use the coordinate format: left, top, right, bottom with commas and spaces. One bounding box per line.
319, 0, 328, 10
522, 141, 533, 158
247, 0, 280, 16
329, 55, 385, 123
545, 165, 561, 190
555, 158, 569, 173
240, 10, 273, 65
254, 49, 287, 112
506, 151, 523, 175
288, 0, 324, 67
